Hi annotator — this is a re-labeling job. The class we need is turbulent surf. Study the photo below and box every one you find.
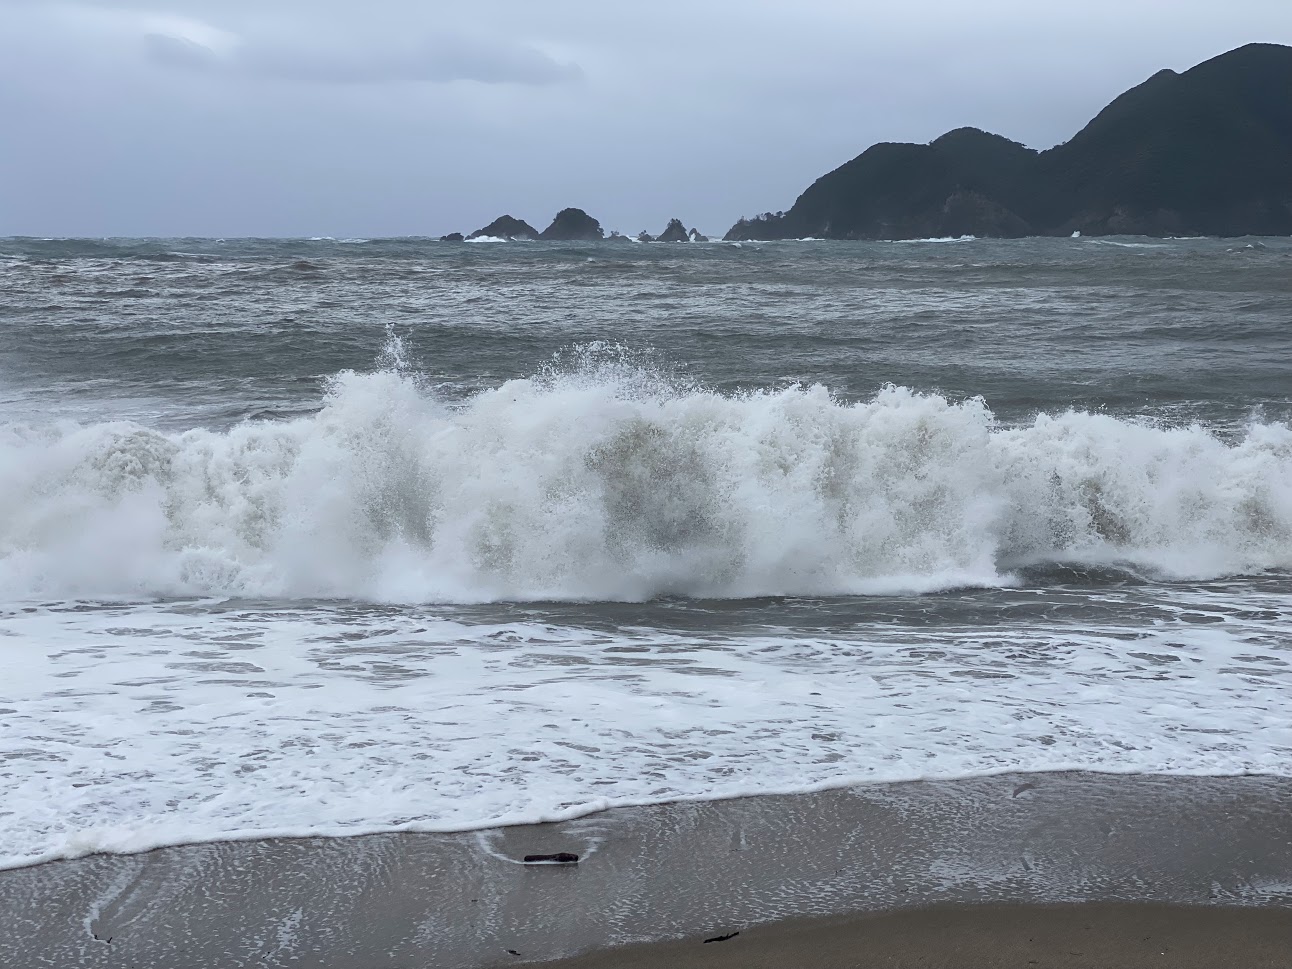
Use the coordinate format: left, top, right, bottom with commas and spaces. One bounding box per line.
1, 234, 1289, 870
2, 350, 1290, 602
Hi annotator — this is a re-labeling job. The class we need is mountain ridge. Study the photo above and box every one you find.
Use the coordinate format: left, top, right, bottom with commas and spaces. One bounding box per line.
725, 43, 1292, 241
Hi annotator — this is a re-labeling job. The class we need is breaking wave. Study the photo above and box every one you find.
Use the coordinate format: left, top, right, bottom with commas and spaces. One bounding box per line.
2, 341, 1290, 602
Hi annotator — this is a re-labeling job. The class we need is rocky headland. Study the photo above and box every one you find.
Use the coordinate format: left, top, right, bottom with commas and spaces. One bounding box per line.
725, 43, 1292, 240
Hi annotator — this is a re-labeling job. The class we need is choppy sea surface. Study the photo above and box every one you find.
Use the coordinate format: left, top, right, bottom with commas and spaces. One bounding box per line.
1, 234, 1290, 870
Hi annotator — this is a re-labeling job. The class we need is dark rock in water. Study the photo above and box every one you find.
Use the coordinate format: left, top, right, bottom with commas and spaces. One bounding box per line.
539, 208, 605, 241
636, 230, 654, 242
725, 43, 1292, 240
656, 218, 690, 242
606, 230, 632, 243
688, 228, 709, 242
468, 216, 540, 241
438, 232, 465, 243
523, 852, 579, 864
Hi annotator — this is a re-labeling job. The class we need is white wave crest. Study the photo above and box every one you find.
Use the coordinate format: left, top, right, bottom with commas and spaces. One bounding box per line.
2, 350, 1289, 602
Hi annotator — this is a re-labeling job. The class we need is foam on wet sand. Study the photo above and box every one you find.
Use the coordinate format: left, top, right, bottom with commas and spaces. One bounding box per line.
3, 772, 1289, 968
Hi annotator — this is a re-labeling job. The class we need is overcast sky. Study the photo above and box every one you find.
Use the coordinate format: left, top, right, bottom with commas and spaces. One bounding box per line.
1, 0, 1288, 238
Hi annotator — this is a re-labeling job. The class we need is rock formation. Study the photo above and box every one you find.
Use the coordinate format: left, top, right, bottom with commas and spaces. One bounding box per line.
468, 216, 540, 241
539, 208, 605, 241
655, 218, 690, 242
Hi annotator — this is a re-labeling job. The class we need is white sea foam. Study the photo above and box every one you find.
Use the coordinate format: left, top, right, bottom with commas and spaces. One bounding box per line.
1090, 240, 1173, 249
1, 587, 1289, 870
1, 348, 1289, 603
3, 346, 1291, 869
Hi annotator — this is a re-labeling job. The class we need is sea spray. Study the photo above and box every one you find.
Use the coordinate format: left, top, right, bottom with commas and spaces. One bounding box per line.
1, 343, 1289, 602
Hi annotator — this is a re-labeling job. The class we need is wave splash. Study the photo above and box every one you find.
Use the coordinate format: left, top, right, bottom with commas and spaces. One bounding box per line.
2, 342, 1289, 601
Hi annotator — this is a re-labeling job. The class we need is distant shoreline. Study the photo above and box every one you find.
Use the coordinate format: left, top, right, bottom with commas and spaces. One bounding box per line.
3, 232, 1291, 244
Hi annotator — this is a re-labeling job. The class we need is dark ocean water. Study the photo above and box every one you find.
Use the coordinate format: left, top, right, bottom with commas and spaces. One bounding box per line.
1, 235, 1290, 869
4, 235, 1290, 429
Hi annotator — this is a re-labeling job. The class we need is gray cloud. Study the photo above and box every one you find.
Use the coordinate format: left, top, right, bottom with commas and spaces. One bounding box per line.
143, 28, 580, 86
143, 31, 221, 71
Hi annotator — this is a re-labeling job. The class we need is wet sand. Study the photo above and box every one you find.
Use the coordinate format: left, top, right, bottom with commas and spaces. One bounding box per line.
1, 773, 1289, 968
522, 903, 1292, 969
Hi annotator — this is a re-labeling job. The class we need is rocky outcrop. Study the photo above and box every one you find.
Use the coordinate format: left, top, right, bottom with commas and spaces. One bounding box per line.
688, 228, 709, 242
438, 232, 465, 242
539, 208, 605, 241
725, 43, 1292, 240
655, 218, 690, 242
468, 216, 540, 241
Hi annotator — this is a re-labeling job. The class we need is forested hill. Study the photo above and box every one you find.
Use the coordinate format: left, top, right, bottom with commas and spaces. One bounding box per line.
725, 44, 1292, 240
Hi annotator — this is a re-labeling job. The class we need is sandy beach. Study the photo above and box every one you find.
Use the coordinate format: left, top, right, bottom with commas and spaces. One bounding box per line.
2, 772, 1289, 968
518, 903, 1292, 969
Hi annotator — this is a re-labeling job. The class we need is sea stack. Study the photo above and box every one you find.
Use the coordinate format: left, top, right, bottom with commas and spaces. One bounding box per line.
539, 208, 605, 241
468, 216, 540, 241
655, 218, 690, 242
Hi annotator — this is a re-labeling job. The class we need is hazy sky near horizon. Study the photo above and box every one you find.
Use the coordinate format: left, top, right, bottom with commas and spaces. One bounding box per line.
2, 0, 1289, 237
